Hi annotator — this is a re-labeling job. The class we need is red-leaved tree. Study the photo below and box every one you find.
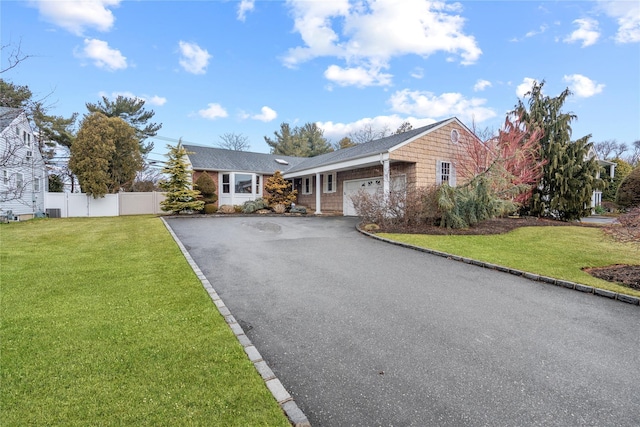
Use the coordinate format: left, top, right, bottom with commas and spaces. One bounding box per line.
456, 114, 544, 207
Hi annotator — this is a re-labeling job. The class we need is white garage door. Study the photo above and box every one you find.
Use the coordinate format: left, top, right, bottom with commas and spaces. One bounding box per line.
343, 176, 405, 216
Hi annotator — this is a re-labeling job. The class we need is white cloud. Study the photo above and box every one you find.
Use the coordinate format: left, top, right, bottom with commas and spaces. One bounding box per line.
473, 79, 492, 92
516, 77, 538, 98
284, 0, 481, 87
76, 38, 127, 71
317, 115, 437, 141
100, 91, 167, 106
598, 0, 640, 43
324, 64, 392, 87
33, 0, 120, 35
147, 95, 167, 106
252, 106, 277, 122
198, 103, 228, 120
563, 74, 605, 98
388, 89, 496, 123
410, 67, 424, 79
525, 24, 548, 38
564, 18, 600, 47
237, 0, 255, 22
178, 41, 212, 75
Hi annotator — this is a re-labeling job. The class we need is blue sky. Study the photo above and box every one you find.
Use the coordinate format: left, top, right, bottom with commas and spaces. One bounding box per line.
2, 0, 639, 161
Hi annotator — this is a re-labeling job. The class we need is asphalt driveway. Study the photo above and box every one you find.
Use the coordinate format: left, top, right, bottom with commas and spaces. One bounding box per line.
166, 216, 640, 427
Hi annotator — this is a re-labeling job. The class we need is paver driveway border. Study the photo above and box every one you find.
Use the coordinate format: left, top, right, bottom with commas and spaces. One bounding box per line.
356, 225, 640, 306
161, 217, 312, 427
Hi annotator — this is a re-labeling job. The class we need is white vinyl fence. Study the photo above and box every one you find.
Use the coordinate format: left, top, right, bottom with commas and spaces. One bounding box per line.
45, 192, 166, 218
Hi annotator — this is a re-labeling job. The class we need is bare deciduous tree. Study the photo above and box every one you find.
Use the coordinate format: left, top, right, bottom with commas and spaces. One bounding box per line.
217, 132, 251, 151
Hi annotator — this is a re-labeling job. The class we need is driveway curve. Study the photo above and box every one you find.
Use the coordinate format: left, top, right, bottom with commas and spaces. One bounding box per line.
166, 216, 640, 427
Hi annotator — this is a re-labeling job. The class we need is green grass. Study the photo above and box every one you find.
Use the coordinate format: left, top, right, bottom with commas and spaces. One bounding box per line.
0, 216, 289, 426
379, 226, 640, 298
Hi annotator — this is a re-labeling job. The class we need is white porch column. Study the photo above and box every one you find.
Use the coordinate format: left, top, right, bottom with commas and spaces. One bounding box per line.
315, 172, 322, 214
383, 159, 390, 196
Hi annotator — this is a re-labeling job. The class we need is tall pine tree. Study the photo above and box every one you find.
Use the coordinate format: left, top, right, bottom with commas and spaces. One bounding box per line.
515, 81, 603, 220
160, 142, 204, 214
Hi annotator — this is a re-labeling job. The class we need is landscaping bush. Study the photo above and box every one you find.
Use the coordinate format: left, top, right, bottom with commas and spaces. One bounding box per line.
264, 171, 297, 208
241, 198, 268, 214
203, 204, 218, 214
272, 203, 286, 214
616, 166, 640, 209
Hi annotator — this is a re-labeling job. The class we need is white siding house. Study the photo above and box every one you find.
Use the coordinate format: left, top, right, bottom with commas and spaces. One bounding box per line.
0, 107, 47, 220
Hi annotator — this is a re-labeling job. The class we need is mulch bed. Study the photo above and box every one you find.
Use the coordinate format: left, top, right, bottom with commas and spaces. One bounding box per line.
583, 265, 640, 290
374, 216, 639, 291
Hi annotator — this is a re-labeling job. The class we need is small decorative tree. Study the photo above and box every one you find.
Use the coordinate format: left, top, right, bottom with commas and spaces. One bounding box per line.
159, 142, 204, 214
194, 172, 218, 212
263, 170, 297, 208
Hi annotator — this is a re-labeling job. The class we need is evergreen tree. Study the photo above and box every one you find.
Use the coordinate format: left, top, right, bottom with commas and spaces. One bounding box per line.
602, 159, 632, 202
514, 81, 603, 220
263, 170, 297, 208
160, 142, 204, 214
264, 122, 333, 157
69, 112, 142, 197
616, 166, 640, 209
86, 95, 161, 155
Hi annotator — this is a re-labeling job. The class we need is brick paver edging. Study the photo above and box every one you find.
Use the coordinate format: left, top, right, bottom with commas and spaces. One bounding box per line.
161, 218, 312, 427
356, 224, 640, 307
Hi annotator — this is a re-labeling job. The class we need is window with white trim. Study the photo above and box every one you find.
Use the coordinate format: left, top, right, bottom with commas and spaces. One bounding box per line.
235, 173, 252, 193
16, 173, 23, 189
302, 176, 312, 195
222, 173, 230, 194
255, 175, 261, 194
2, 170, 8, 184
436, 161, 456, 186
33, 178, 40, 192
323, 172, 336, 193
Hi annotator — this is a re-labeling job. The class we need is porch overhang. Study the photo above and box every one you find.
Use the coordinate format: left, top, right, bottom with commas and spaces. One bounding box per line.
283, 152, 391, 179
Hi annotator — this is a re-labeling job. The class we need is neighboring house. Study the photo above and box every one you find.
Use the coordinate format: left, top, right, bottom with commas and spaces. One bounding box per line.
589, 148, 616, 210
186, 117, 476, 216
0, 107, 47, 220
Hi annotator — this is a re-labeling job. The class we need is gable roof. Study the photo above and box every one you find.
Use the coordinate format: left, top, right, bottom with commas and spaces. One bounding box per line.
183, 144, 307, 174
185, 117, 463, 177
284, 118, 453, 176
0, 107, 23, 132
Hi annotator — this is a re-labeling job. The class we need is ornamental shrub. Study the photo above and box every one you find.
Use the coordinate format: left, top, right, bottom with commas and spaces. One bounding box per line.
616, 166, 640, 209
195, 172, 218, 204
264, 171, 297, 208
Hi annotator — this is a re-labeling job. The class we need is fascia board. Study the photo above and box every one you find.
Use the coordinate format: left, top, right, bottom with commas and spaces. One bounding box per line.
283, 153, 390, 179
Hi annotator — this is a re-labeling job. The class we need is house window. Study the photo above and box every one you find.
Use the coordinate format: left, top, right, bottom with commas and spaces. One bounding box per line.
323, 172, 336, 193
16, 173, 23, 189
33, 178, 40, 192
2, 170, 8, 184
437, 161, 456, 186
255, 175, 261, 194
222, 174, 230, 194
235, 173, 252, 194
23, 131, 27, 144
27, 133, 31, 147
302, 176, 312, 195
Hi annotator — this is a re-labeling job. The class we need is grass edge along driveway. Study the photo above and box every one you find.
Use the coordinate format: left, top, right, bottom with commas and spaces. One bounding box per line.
0, 216, 289, 426
379, 226, 640, 298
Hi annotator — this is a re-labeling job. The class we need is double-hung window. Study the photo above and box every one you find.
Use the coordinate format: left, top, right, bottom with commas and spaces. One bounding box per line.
323, 172, 336, 193
302, 176, 312, 195
437, 161, 456, 186
222, 174, 230, 194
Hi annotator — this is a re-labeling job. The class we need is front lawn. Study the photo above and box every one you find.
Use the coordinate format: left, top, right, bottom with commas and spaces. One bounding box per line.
0, 216, 289, 426
379, 226, 640, 298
